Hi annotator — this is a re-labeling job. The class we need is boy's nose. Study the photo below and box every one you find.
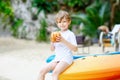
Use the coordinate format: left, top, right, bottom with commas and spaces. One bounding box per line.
61, 23, 64, 26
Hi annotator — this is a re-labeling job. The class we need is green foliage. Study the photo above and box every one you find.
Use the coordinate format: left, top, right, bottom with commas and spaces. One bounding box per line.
64, 0, 93, 12
0, 0, 13, 17
32, 0, 59, 15
31, 0, 93, 14
0, 0, 14, 30
36, 18, 48, 42
114, 4, 120, 24
1, 0, 119, 42
114, 8, 120, 24
11, 18, 23, 37
71, 1, 110, 38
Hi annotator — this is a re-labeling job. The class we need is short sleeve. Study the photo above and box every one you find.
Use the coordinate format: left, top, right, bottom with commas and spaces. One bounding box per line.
69, 32, 77, 46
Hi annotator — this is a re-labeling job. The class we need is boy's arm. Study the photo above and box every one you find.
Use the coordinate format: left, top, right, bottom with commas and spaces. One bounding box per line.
50, 42, 55, 51
61, 38, 78, 52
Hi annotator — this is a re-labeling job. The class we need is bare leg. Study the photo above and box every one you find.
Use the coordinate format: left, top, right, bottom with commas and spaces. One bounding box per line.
52, 61, 71, 80
38, 62, 58, 80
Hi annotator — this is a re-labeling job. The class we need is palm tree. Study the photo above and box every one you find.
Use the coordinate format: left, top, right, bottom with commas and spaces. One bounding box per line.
71, 0, 110, 38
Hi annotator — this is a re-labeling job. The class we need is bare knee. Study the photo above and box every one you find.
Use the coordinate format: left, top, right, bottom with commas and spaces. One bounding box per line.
39, 68, 47, 77
52, 70, 60, 77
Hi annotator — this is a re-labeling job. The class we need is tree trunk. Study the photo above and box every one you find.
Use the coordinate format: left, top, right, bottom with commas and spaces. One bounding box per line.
110, 0, 119, 29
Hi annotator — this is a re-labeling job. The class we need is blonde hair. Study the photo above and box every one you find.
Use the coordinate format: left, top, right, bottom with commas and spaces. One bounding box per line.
55, 10, 71, 23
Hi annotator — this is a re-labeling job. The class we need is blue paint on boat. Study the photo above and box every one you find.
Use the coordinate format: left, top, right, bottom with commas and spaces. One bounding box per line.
46, 52, 120, 63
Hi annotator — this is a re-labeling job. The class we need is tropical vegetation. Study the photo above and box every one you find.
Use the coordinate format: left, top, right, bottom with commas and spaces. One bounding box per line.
0, 0, 120, 42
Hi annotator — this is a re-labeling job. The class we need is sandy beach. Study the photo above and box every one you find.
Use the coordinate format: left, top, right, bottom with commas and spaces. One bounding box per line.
0, 37, 115, 80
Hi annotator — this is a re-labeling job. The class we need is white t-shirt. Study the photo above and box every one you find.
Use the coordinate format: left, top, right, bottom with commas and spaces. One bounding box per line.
53, 30, 77, 64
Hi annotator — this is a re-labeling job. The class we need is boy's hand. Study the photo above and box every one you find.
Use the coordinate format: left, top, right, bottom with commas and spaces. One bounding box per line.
50, 31, 61, 42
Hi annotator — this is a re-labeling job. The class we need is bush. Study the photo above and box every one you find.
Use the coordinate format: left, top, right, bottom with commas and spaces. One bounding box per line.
36, 18, 48, 42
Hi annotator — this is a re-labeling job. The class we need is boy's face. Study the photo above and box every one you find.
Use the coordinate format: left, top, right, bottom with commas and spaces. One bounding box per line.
56, 18, 71, 31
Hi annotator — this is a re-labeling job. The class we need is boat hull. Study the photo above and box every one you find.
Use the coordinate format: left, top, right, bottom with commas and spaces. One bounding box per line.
59, 54, 120, 80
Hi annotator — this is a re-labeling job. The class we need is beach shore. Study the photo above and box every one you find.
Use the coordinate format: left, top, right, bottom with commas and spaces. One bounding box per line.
0, 37, 115, 80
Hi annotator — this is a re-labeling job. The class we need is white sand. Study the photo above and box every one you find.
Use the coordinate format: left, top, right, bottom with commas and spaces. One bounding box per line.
0, 37, 115, 80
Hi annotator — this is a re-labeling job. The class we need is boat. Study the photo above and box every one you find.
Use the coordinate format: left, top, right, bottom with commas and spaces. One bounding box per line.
59, 54, 120, 80
46, 51, 120, 63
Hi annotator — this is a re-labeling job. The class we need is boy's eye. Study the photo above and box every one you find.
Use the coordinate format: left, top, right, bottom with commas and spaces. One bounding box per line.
58, 22, 61, 23
61, 20, 66, 23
